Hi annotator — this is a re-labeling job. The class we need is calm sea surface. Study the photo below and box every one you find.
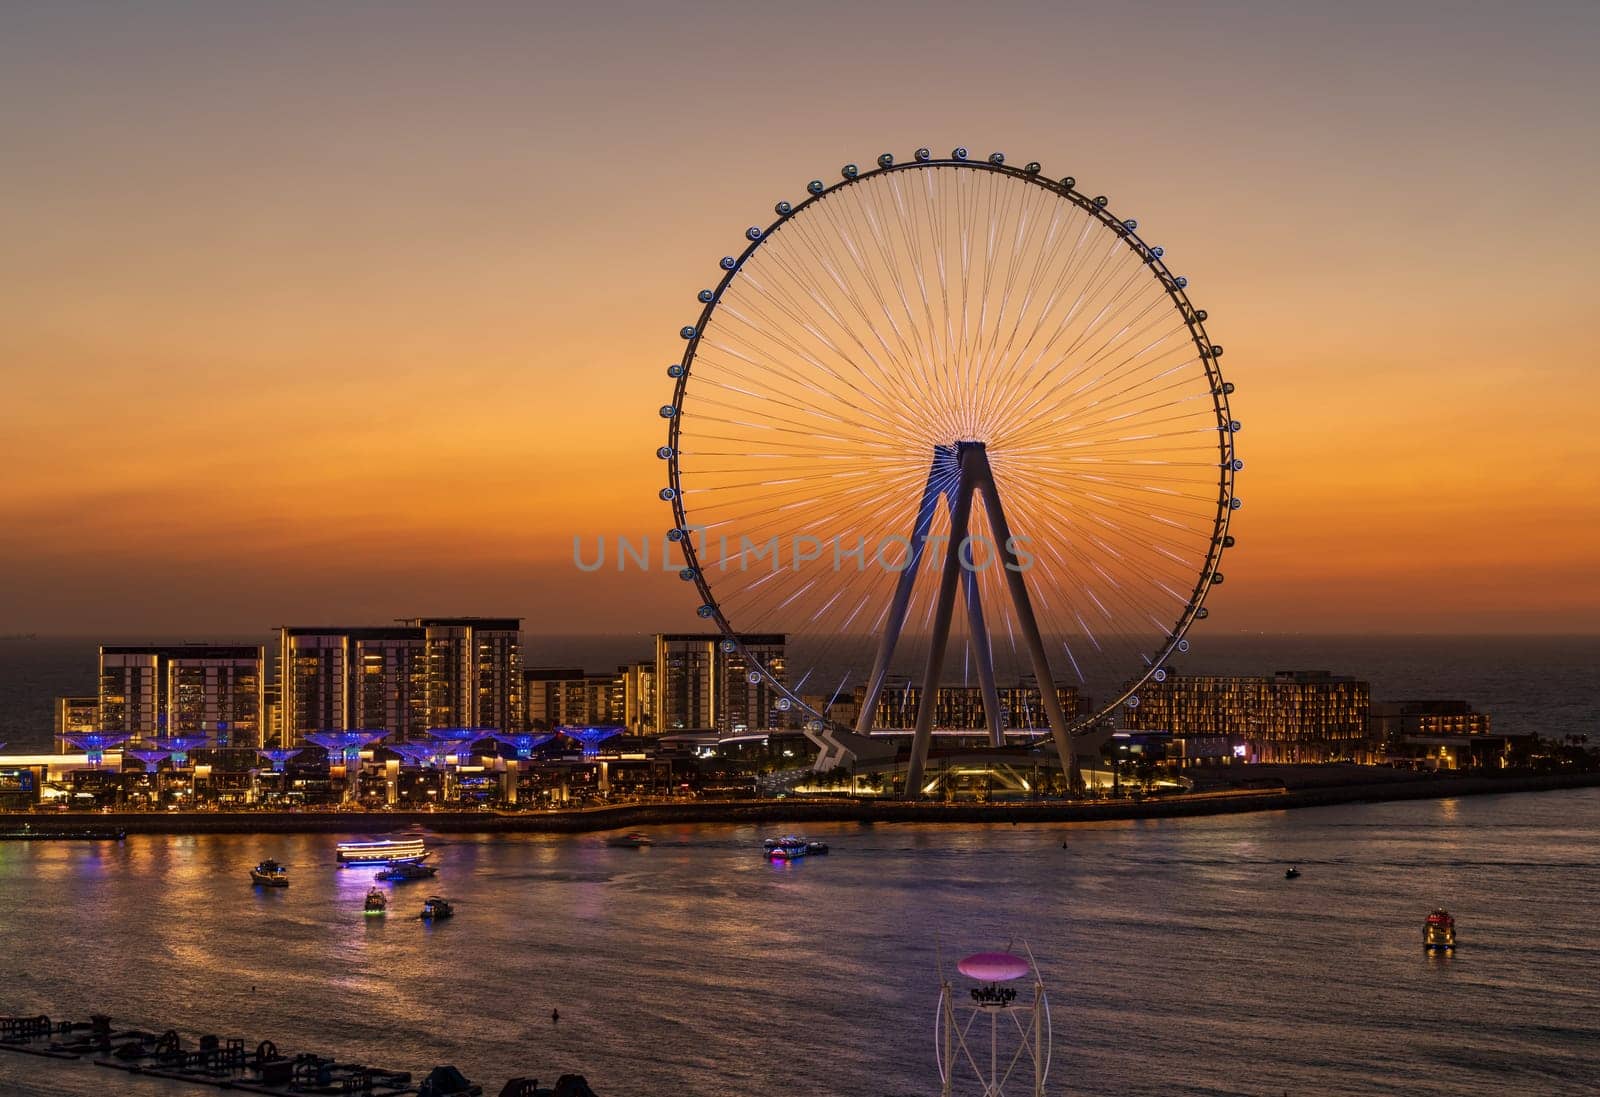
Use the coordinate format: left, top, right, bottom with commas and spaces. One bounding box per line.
1, 789, 1597, 1097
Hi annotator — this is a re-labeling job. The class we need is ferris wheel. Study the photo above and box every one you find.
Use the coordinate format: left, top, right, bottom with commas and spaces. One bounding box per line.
657, 148, 1240, 791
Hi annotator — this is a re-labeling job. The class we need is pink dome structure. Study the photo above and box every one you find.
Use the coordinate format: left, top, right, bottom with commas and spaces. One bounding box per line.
957, 952, 1031, 982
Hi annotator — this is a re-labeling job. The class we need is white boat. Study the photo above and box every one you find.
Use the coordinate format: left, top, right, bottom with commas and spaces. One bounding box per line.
375, 858, 438, 881
337, 837, 429, 865
250, 859, 290, 887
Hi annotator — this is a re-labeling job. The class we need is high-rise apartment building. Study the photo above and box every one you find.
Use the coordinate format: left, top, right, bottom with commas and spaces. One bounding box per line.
98, 645, 265, 747
524, 667, 618, 728
1122, 669, 1373, 763
276, 626, 428, 746
401, 617, 522, 732
524, 662, 656, 733
654, 633, 786, 734
619, 661, 656, 735
277, 618, 520, 745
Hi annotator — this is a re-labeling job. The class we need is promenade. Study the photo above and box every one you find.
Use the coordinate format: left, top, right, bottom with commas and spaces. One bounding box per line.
6, 769, 1596, 836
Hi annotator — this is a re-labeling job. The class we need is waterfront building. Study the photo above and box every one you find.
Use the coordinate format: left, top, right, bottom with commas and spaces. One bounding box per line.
524, 667, 621, 729
1122, 670, 1374, 764
1370, 700, 1515, 768
53, 695, 98, 753
400, 617, 523, 733
276, 626, 427, 745
1369, 699, 1491, 739
860, 682, 1082, 731
263, 682, 281, 748
277, 618, 520, 746
723, 636, 786, 735
654, 633, 786, 734
98, 645, 265, 748
619, 661, 656, 735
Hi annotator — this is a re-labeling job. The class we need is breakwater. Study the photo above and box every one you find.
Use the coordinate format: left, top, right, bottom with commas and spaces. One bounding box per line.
0, 1015, 597, 1097
5, 770, 1595, 836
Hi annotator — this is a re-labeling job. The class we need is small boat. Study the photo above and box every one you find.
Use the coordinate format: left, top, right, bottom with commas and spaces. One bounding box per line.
806, 842, 830, 855
606, 832, 654, 848
420, 896, 454, 920
375, 858, 438, 881
364, 887, 388, 915
1424, 908, 1456, 951
1285, 866, 1301, 879
337, 837, 430, 865
250, 859, 290, 887
765, 835, 810, 860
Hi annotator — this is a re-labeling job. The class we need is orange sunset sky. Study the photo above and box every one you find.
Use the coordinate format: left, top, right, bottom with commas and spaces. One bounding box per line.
2, 1, 1597, 636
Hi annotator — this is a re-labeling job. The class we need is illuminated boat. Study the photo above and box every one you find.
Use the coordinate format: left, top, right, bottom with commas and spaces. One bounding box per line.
420, 896, 454, 920
605, 832, 654, 848
1284, 866, 1300, 880
375, 858, 438, 881
765, 835, 810, 860
1424, 908, 1456, 951
336, 837, 429, 865
364, 887, 388, 915
250, 859, 290, 887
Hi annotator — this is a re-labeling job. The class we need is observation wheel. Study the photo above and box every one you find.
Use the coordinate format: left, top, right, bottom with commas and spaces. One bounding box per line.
657, 148, 1240, 790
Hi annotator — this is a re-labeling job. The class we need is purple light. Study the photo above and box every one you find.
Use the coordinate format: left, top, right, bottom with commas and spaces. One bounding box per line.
561, 726, 623, 757
425, 727, 495, 745
388, 742, 445, 768
305, 730, 386, 765
124, 749, 170, 771
424, 728, 495, 763
153, 735, 210, 768
62, 733, 130, 768
487, 732, 555, 760
257, 748, 302, 773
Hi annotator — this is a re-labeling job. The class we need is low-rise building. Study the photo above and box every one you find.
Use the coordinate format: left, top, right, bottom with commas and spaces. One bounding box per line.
1370, 700, 1516, 769
1123, 669, 1375, 764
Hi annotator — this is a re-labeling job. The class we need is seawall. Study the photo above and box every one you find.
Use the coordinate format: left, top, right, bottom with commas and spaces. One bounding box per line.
5, 771, 1596, 836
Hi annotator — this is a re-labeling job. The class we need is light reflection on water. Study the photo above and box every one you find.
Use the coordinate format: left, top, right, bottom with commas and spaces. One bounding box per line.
0, 790, 1597, 1096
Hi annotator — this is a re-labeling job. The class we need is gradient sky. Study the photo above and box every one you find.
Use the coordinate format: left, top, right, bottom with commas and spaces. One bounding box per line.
2, 0, 1597, 636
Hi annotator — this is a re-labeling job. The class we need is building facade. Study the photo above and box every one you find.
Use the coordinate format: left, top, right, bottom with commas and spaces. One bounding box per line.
97, 645, 265, 747
619, 661, 656, 735
524, 667, 622, 729
860, 683, 1083, 731
654, 633, 786, 734
1370, 700, 1508, 769
401, 617, 522, 733
276, 627, 427, 746
1123, 670, 1374, 764
53, 695, 98, 753
277, 618, 520, 746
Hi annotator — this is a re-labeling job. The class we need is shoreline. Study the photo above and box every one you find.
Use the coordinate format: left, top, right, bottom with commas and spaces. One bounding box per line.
4, 771, 1596, 836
